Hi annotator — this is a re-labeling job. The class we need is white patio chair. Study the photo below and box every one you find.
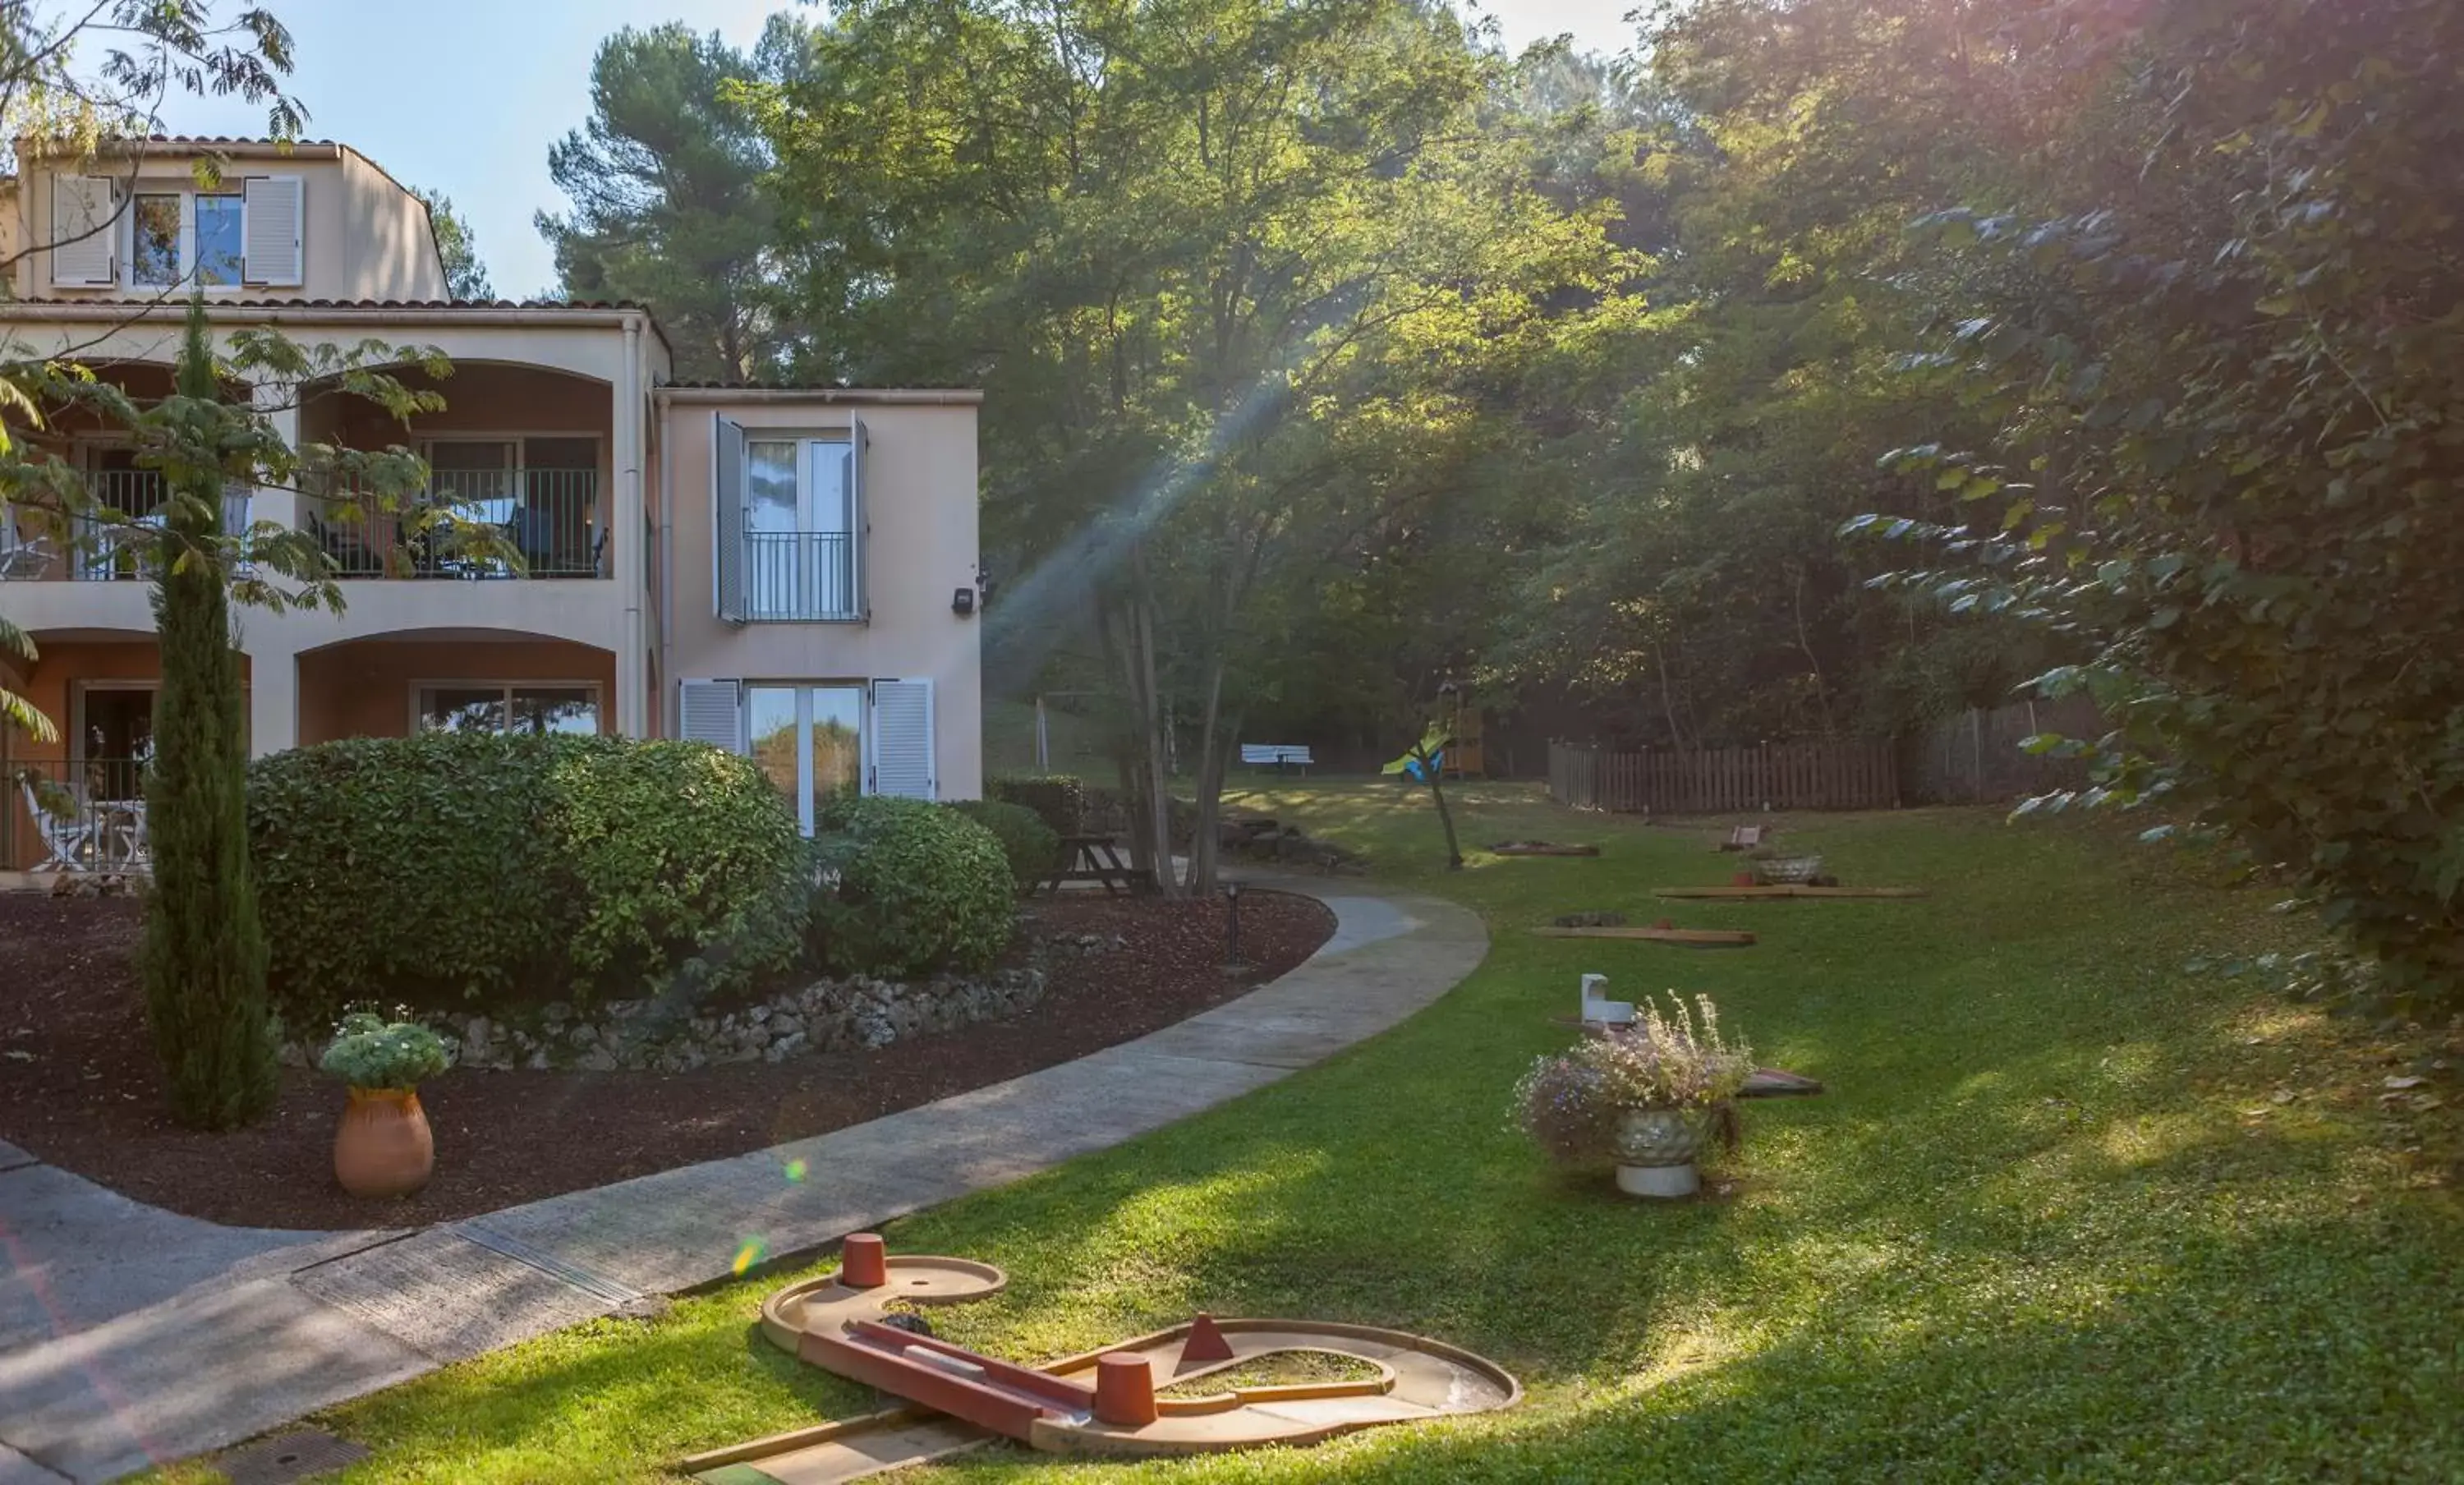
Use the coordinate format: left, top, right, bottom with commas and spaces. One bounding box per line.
0, 530, 53, 580
18, 777, 99, 872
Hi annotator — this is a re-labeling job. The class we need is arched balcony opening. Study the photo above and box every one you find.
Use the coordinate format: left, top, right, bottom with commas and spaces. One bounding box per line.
297, 361, 616, 582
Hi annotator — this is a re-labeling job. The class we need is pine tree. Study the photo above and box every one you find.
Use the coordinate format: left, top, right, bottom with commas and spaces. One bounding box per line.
139, 300, 277, 1129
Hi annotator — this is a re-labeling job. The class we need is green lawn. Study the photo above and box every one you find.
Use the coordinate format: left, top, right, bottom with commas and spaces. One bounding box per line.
175, 785, 2461, 1483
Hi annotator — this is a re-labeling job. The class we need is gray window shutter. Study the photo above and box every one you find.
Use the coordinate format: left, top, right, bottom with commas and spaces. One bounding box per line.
678, 679, 743, 752
849, 415, 870, 622
867, 678, 935, 799
241, 176, 303, 287
49, 176, 117, 286
714, 414, 746, 623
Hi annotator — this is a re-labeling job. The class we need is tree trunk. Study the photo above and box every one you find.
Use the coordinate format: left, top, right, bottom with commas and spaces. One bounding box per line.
1131, 587, 1178, 896
1424, 758, 1465, 871
1183, 652, 1231, 894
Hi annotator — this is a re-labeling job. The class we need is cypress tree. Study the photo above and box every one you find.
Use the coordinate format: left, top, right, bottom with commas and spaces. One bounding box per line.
139, 300, 277, 1129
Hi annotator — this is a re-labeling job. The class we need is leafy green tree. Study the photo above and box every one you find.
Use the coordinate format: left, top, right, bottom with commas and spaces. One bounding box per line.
746, 0, 1628, 889
413, 187, 493, 299
1, 616, 50, 742
1858, 0, 2464, 1018
138, 300, 278, 1129
536, 17, 808, 379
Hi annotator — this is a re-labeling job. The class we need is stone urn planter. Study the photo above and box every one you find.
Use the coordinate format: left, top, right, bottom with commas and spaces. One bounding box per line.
334, 1087, 434, 1198
1611, 1106, 1703, 1198
1515, 993, 1755, 1204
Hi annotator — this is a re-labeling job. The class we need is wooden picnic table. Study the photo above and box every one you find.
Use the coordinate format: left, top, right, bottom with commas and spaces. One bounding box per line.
1037, 833, 1145, 896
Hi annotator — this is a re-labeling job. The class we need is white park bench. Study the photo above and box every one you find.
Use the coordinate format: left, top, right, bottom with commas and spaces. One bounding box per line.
1239, 743, 1314, 775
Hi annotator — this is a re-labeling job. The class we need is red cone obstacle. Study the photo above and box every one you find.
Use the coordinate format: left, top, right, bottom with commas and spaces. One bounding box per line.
1179, 1313, 1235, 1367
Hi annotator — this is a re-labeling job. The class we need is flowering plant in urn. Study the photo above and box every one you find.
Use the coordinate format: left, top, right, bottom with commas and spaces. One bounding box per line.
1513, 993, 1754, 1165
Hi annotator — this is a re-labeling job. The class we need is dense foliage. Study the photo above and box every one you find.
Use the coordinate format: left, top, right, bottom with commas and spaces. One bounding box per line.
946, 798, 1063, 893
983, 774, 1085, 836
249, 734, 806, 1023
550, 0, 2464, 1013
1837, 0, 2464, 1016
808, 796, 1014, 977
138, 302, 278, 1130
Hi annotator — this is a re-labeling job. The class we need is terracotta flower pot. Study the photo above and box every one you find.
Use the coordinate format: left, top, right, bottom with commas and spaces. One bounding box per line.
333, 1087, 434, 1198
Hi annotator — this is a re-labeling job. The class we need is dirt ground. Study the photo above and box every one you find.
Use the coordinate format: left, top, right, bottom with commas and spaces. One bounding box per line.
0, 888, 1332, 1229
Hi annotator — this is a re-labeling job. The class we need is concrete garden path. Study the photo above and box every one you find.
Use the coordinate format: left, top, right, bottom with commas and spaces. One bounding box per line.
0, 876, 1485, 1484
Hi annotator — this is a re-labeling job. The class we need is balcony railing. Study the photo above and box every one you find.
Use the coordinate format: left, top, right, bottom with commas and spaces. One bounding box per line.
738, 532, 858, 621
0, 471, 252, 582
308, 468, 602, 580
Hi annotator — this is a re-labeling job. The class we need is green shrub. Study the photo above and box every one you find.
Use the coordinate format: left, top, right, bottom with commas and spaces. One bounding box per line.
809, 796, 1014, 977
986, 773, 1083, 834
946, 798, 1063, 891
317, 1012, 449, 1091
250, 733, 806, 1026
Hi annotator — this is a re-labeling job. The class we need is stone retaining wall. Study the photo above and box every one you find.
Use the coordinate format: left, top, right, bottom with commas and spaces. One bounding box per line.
280, 966, 1047, 1075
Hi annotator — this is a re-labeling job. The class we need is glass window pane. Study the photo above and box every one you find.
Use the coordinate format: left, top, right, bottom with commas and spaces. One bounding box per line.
195, 195, 242, 285
747, 442, 798, 534
420, 687, 507, 733
131, 195, 182, 285
808, 442, 853, 536
511, 687, 598, 735
810, 686, 863, 818
746, 686, 798, 808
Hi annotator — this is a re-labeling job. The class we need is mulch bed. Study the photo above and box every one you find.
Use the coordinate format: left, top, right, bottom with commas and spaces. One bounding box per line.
0, 888, 1332, 1230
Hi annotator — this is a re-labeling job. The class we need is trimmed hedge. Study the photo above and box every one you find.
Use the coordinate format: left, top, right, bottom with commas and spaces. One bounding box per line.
809, 796, 1014, 977
250, 734, 806, 1026
986, 773, 1083, 834
946, 799, 1064, 892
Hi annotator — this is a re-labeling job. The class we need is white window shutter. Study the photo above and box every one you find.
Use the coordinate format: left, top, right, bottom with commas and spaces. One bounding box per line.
678, 679, 743, 752
868, 678, 935, 799
849, 416, 870, 621
242, 176, 303, 287
49, 176, 117, 286
714, 415, 746, 623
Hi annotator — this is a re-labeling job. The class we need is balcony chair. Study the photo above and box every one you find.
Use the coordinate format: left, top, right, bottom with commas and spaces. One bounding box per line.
0, 531, 53, 580
18, 778, 100, 872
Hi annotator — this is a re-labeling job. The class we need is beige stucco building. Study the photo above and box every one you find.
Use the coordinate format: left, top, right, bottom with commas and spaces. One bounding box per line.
1, 137, 984, 867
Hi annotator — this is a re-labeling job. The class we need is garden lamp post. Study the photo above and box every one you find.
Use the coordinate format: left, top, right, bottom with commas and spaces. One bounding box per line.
1224, 880, 1243, 970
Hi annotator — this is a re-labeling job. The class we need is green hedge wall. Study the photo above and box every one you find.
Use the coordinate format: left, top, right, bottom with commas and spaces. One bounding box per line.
249, 734, 807, 1028
809, 795, 1014, 977
945, 798, 1064, 892
986, 773, 1084, 834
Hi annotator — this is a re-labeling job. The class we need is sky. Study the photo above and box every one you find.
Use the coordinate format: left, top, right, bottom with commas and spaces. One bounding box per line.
165, 1, 1643, 299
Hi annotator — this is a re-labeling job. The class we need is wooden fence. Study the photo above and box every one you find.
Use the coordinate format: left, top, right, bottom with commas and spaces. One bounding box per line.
1547, 738, 1901, 814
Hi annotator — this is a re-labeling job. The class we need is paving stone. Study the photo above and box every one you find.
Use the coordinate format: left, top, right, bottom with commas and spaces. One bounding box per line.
0, 1163, 352, 1354
0, 1279, 426, 1485
289, 1230, 619, 1363
0, 1442, 71, 1485
0, 1139, 36, 1174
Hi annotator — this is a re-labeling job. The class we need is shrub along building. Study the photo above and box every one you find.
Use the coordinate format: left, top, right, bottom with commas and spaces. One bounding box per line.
0, 136, 984, 867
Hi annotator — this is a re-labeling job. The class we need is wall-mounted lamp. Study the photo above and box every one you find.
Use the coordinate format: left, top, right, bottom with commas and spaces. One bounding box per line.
951, 586, 977, 618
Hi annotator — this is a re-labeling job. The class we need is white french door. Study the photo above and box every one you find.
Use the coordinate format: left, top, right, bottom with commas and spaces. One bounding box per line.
745, 683, 866, 834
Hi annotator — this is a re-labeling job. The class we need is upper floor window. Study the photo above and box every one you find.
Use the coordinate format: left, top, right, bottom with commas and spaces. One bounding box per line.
49, 173, 302, 290
128, 191, 245, 287
715, 416, 868, 623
